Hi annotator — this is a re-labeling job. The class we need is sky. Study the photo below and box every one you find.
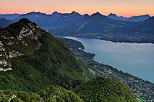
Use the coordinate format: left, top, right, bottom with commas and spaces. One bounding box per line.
0, 0, 154, 17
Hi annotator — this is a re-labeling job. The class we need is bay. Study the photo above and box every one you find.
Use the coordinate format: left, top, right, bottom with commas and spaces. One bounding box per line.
65, 37, 154, 83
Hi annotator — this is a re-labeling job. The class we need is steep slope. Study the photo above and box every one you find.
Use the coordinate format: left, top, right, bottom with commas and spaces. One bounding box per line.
0, 18, 93, 92
74, 77, 137, 102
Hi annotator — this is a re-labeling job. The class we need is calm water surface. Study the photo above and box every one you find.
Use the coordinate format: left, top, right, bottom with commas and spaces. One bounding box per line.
66, 37, 154, 83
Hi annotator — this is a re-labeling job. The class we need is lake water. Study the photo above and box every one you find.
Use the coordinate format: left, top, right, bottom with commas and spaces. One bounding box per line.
65, 37, 154, 83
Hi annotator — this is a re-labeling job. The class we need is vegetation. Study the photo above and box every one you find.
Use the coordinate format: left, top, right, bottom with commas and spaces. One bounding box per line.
38, 86, 82, 102
74, 76, 137, 102
58, 38, 85, 50
0, 19, 138, 102
0, 86, 82, 102
136, 98, 144, 102
0, 18, 93, 92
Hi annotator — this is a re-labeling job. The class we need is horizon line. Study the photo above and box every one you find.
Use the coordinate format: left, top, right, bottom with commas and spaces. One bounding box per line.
0, 11, 153, 18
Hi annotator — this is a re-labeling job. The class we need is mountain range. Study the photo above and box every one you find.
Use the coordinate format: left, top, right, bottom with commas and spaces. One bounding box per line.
0, 11, 154, 43
108, 13, 151, 22
53, 13, 154, 43
0, 14, 20, 20
0, 18, 137, 102
0, 11, 152, 28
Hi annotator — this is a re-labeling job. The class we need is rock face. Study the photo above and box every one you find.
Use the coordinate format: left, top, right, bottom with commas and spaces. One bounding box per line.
0, 19, 41, 72
74, 77, 137, 102
0, 18, 93, 92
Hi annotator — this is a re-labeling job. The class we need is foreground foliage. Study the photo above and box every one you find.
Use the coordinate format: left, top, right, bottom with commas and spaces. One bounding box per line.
74, 76, 137, 102
0, 86, 82, 102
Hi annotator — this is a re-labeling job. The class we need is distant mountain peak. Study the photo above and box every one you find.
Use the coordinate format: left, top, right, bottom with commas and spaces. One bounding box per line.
91, 12, 105, 17
25, 11, 47, 16
52, 11, 61, 15
84, 14, 90, 17
108, 13, 117, 17
71, 11, 78, 14
130, 14, 150, 18
128, 14, 151, 22
144, 14, 150, 16
70, 11, 81, 16
92, 12, 101, 15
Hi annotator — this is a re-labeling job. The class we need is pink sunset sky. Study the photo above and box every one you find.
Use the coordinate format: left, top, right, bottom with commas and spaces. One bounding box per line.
0, 0, 154, 17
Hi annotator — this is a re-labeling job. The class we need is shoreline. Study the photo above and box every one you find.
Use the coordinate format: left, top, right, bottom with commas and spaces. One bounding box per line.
59, 37, 154, 102
58, 35, 154, 44
62, 36, 154, 82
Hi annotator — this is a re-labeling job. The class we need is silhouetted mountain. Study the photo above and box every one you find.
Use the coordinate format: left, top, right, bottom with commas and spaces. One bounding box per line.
0, 18, 14, 28
70, 11, 81, 16
0, 14, 20, 20
128, 15, 150, 22
108, 13, 127, 21
14, 12, 50, 28
128, 15, 151, 22
14, 11, 83, 29
1, 11, 153, 43
91, 12, 105, 17
48, 11, 83, 29
52, 11, 62, 15
108, 13, 151, 22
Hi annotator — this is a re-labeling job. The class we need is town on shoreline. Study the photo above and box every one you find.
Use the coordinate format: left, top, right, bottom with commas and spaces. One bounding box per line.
59, 37, 154, 102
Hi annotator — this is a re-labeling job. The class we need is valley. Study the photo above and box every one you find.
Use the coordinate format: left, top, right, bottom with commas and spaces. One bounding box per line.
1, 0, 154, 101
0, 18, 139, 102
0, 12, 154, 43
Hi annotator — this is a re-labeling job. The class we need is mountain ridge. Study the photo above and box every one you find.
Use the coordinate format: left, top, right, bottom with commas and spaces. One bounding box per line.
1, 12, 154, 43
0, 18, 93, 92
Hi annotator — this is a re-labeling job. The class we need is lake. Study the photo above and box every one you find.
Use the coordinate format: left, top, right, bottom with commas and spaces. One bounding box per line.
65, 37, 154, 83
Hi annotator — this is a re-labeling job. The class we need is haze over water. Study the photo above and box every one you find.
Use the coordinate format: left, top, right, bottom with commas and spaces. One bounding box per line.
66, 37, 154, 83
